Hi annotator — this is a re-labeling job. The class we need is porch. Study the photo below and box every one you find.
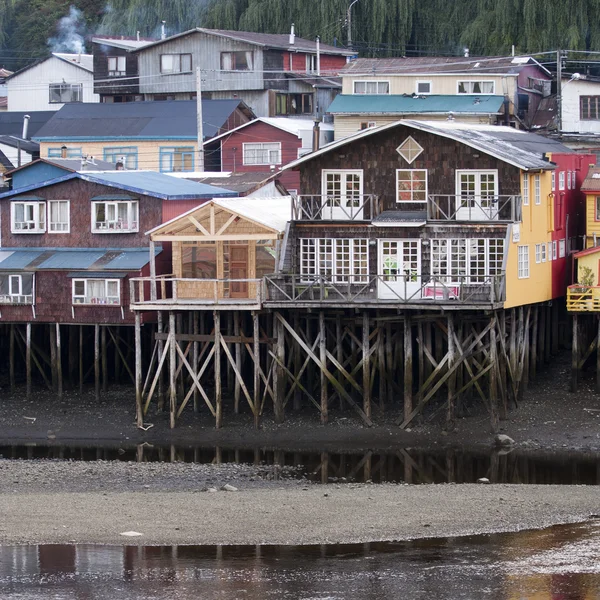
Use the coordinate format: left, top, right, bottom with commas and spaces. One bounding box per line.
566, 285, 600, 312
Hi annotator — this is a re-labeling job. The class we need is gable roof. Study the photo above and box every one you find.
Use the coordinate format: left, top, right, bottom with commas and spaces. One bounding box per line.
7, 54, 93, 80
0, 170, 238, 200
327, 94, 505, 115
133, 27, 354, 56
91, 36, 156, 51
170, 171, 287, 195
4, 157, 117, 177
341, 55, 551, 76
206, 117, 334, 145
281, 120, 570, 172
581, 165, 600, 192
33, 100, 254, 141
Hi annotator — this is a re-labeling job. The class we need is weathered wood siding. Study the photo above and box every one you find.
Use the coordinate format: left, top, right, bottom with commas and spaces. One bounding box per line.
93, 42, 140, 96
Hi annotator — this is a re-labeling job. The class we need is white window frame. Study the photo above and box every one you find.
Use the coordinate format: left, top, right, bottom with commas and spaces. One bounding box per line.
353, 80, 390, 95
541, 243, 547, 262
160, 53, 192, 74
551, 171, 555, 192
396, 169, 427, 203
48, 199, 70, 233
534, 174, 541, 205
11, 201, 46, 233
242, 142, 282, 166
91, 200, 139, 233
552, 240, 557, 260
49, 82, 83, 103
559, 239, 566, 258
547, 242, 553, 261
522, 174, 529, 206
559, 171, 565, 190
360, 121, 377, 130
457, 80, 495, 94
9, 274, 22, 296
299, 238, 369, 284
108, 55, 126, 77
535, 243, 541, 263
517, 245, 529, 279
72, 279, 121, 305
305, 54, 317, 73
416, 80, 432, 94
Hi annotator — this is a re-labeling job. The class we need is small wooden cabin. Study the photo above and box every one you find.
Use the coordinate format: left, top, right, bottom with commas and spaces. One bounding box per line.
140, 197, 291, 307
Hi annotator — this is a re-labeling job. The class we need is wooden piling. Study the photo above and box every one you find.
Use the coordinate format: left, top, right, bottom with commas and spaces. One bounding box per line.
530, 306, 538, 380
403, 314, 413, 423
214, 310, 222, 429
597, 316, 600, 393
26, 323, 32, 399
253, 311, 260, 429
446, 314, 456, 430
489, 314, 499, 433
49, 324, 57, 393
9, 324, 15, 391
101, 325, 107, 393
192, 312, 200, 412
79, 325, 83, 394
135, 312, 143, 427
274, 314, 285, 423
56, 323, 63, 399
320, 311, 328, 424
233, 311, 241, 414
362, 311, 371, 421
94, 324, 100, 401
571, 313, 578, 393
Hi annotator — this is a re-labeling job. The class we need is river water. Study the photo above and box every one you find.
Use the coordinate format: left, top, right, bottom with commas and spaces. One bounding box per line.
1, 522, 599, 599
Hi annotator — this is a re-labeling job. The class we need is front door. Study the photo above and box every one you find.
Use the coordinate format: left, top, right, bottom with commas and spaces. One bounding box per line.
322, 170, 363, 220
377, 239, 421, 300
230, 246, 248, 298
455, 170, 498, 221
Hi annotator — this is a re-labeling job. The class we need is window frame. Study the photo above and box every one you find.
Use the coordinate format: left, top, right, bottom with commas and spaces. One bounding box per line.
551, 171, 556, 192
49, 82, 83, 104
160, 53, 192, 74
48, 199, 70, 234
552, 240, 557, 260
534, 174, 541, 205
159, 146, 195, 172
353, 80, 390, 95
242, 142, 282, 166
541, 243, 547, 262
220, 51, 254, 71
48, 147, 82, 158
457, 80, 495, 94
517, 245, 530, 279
11, 201, 46, 233
559, 239, 566, 258
103, 146, 139, 170
559, 171, 565, 191
415, 80, 432, 95
522, 174, 529, 206
580, 96, 600, 120
396, 169, 428, 203
535, 243, 541, 264
91, 200, 139, 233
299, 238, 369, 284
305, 54, 317, 73
107, 55, 126, 77
72, 278, 121, 305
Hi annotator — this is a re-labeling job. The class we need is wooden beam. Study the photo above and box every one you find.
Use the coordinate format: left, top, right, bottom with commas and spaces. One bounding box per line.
216, 213, 238, 236
151, 234, 279, 242
169, 312, 177, 428
214, 310, 222, 428
135, 312, 143, 427
320, 311, 328, 424
362, 311, 371, 421
26, 323, 32, 399
188, 215, 210, 236
446, 314, 455, 430
571, 313, 578, 393
404, 314, 413, 424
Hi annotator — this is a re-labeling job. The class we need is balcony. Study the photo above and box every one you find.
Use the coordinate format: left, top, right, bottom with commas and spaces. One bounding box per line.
0, 294, 33, 305
263, 274, 506, 308
427, 195, 521, 222
292, 195, 380, 221
129, 275, 263, 310
566, 285, 600, 312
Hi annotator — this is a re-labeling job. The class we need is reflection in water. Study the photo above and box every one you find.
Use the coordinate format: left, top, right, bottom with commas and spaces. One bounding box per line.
1, 523, 599, 599
2, 443, 600, 485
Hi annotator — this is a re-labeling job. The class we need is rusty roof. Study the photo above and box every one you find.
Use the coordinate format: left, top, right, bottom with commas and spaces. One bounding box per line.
581, 166, 600, 192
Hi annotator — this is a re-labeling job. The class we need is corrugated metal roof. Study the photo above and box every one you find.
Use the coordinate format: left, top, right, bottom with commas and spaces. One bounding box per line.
0, 111, 54, 137
34, 100, 253, 141
0, 250, 45, 269
37, 250, 106, 270
581, 166, 600, 192
91, 37, 156, 50
327, 94, 505, 115
67, 271, 128, 278
103, 248, 156, 270
52, 53, 94, 73
213, 196, 292, 231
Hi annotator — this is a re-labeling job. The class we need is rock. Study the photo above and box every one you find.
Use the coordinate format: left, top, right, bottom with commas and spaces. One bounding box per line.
207, 487, 218, 493
477, 477, 490, 484
494, 434, 515, 447
221, 484, 238, 492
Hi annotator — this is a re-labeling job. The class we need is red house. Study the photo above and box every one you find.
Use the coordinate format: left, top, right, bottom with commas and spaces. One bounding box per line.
207, 117, 334, 193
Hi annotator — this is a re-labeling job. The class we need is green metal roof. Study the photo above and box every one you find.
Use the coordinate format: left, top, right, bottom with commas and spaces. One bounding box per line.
327, 94, 505, 115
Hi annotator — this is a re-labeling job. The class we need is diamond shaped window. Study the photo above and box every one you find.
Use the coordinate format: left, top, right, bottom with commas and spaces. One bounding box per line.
396, 136, 423, 164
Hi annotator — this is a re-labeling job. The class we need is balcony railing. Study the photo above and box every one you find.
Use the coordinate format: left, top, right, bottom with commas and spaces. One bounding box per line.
264, 273, 506, 306
566, 285, 600, 312
427, 195, 521, 222
292, 194, 380, 221
0, 294, 33, 305
129, 275, 263, 307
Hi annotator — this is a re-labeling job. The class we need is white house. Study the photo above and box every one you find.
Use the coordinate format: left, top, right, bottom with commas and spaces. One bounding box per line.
561, 75, 600, 134
7, 53, 99, 111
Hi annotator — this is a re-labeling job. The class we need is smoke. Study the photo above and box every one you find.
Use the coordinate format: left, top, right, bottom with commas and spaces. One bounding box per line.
48, 6, 87, 54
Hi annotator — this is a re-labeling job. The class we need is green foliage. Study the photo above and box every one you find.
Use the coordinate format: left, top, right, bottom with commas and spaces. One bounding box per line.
578, 266, 595, 288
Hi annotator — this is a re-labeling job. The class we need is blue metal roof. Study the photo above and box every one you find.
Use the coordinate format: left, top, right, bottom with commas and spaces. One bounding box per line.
0, 171, 238, 201
103, 248, 156, 270
37, 250, 106, 270
327, 94, 505, 115
0, 249, 45, 269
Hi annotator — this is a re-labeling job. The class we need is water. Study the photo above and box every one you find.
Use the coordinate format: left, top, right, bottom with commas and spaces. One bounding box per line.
1, 522, 599, 599
2, 443, 600, 485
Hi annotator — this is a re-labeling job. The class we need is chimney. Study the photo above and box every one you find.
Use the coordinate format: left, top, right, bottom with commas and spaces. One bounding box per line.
61, 145, 68, 159
316, 36, 321, 75
161, 21, 166, 40
312, 119, 320, 152
80, 157, 87, 170
137, 31, 140, 41
115, 160, 125, 170
289, 23, 295, 45
464, 47, 469, 58
22, 114, 30, 140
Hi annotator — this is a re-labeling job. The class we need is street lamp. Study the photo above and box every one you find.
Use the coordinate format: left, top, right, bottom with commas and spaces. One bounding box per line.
347, 0, 360, 51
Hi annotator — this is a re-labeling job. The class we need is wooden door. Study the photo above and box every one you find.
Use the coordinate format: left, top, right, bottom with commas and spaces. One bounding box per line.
230, 246, 248, 298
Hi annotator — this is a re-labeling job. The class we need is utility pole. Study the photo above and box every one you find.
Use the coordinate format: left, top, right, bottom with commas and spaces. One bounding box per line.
196, 66, 205, 172
347, 0, 360, 51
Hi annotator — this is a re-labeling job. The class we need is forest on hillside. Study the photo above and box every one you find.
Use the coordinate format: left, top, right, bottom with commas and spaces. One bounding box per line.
2, 0, 600, 71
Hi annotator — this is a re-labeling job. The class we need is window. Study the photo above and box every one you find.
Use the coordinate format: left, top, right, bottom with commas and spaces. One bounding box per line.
49, 83, 83, 103
360, 121, 377, 130
48, 200, 69, 233
103, 147, 138, 170
300, 238, 368, 283
535, 243, 542, 263
567, 171, 572, 190
551, 172, 555, 192
553, 240, 557, 260
92, 200, 138, 232
159, 147, 194, 172
522, 174, 529, 206
221, 51, 253, 71
430, 238, 504, 284
48, 147, 82, 158
457, 80, 495, 94
243, 142, 281, 165
160, 53, 192, 74
275, 93, 313, 115
580, 96, 600, 120
11, 201, 46, 233
353, 80, 390, 94
534, 174, 541, 205
396, 136, 424, 164
416, 81, 431, 94
108, 56, 126, 77
541, 243, 546, 262
0, 273, 34, 304
559, 239, 566, 258
547, 242, 553, 261
72, 279, 120, 305
306, 54, 317, 73
596, 197, 600, 221
559, 171, 565, 190
397, 169, 427, 202
517, 245, 529, 279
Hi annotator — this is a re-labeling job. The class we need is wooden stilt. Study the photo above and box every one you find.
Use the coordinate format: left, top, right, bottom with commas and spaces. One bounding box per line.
79, 325, 83, 394
273, 314, 285, 423
233, 312, 241, 414
94, 324, 100, 401
596, 316, 600, 393
538, 305, 546, 370
26, 323, 32, 399
385, 322, 393, 403
509, 308, 517, 401
68, 325, 77, 388
192, 312, 200, 412
320, 311, 328, 424
552, 301, 559, 355
253, 312, 260, 429
489, 314, 499, 433
294, 313, 303, 411
362, 311, 371, 421
113, 327, 120, 385
377, 313, 386, 411
544, 303, 551, 364
446, 314, 456, 430
157, 311, 165, 412
135, 312, 143, 428
56, 323, 63, 399
498, 312, 508, 420
9, 324, 15, 391
214, 310, 222, 429
101, 325, 107, 393
169, 312, 177, 428
417, 321, 424, 401
403, 314, 413, 423
521, 307, 530, 395
530, 306, 538, 380
571, 314, 578, 393
49, 324, 57, 393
